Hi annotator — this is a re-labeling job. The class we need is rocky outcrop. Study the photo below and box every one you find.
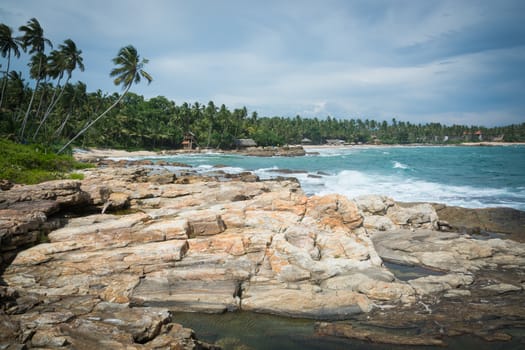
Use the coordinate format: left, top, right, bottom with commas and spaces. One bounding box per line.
235, 145, 306, 157
0, 291, 217, 349
1, 165, 524, 347
0, 180, 90, 265
0, 165, 419, 348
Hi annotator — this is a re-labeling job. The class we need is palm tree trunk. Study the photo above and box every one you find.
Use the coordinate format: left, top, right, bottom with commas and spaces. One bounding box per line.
19, 77, 40, 140
34, 79, 49, 124
33, 76, 68, 140
54, 112, 70, 138
57, 85, 130, 154
0, 53, 11, 110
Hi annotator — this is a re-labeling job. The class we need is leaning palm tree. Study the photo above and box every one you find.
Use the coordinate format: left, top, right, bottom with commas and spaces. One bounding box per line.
58, 45, 152, 153
0, 23, 22, 110
33, 39, 84, 140
53, 81, 87, 139
18, 18, 52, 140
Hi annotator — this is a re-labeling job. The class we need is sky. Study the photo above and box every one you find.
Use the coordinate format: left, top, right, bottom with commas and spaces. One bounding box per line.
1, 0, 525, 126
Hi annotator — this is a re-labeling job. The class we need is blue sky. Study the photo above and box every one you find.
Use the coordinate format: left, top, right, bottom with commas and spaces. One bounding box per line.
1, 0, 524, 126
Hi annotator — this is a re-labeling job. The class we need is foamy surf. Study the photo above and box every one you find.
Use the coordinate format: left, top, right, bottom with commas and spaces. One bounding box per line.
303, 169, 525, 210
392, 161, 409, 169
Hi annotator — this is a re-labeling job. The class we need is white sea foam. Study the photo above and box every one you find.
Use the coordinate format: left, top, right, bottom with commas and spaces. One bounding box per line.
392, 161, 409, 169
305, 148, 354, 157
300, 169, 525, 210
195, 164, 245, 174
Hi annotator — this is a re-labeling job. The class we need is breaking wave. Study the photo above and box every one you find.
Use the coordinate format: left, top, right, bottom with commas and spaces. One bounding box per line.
300, 169, 525, 210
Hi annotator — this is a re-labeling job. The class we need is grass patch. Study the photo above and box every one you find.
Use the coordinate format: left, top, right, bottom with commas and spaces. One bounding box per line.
0, 138, 94, 184
68, 173, 85, 180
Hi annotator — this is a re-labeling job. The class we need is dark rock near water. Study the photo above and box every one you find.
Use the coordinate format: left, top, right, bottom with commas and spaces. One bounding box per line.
236, 145, 306, 157
268, 169, 308, 174
315, 321, 446, 346
434, 205, 525, 242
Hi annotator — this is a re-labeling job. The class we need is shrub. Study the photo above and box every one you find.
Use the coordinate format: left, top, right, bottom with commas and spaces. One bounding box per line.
0, 138, 93, 184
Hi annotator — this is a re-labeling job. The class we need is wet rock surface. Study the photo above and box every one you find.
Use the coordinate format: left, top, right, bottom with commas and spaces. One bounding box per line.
235, 145, 306, 157
0, 163, 524, 348
434, 204, 525, 242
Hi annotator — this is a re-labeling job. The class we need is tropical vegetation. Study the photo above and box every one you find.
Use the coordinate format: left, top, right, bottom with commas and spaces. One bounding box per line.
1, 17, 524, 159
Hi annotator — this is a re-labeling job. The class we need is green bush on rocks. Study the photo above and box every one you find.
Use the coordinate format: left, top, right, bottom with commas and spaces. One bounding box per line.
0, 138, 92, 184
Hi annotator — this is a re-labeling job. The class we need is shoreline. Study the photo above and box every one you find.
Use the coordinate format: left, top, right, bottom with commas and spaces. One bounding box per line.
73, 142, 525, 160
305, 141, 525, 149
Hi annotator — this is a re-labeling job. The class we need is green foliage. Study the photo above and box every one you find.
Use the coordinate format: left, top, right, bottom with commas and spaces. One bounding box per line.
0, 138, 92, 184
68, 172, 84, 180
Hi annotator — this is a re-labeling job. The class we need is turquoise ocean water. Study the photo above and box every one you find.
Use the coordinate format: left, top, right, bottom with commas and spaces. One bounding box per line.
135, 145, 525, 211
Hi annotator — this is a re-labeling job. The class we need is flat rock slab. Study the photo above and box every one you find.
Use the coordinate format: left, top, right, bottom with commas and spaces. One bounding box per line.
315, 322, 446, 346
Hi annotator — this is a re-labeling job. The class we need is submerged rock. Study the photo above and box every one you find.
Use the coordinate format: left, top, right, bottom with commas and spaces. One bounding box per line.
315, 322, 446, 347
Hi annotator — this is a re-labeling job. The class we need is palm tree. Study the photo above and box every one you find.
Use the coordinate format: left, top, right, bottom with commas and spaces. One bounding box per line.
0, 23, 22, 110
33, 39, 84, 140
18, 17, 52, 140
8, 70, 25, 107
28, 52, 49, 128
58, 45, 152, 153
53, 81, 87, 139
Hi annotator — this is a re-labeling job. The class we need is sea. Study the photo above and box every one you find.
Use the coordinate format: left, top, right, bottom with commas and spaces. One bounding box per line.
135, 145, 525, 211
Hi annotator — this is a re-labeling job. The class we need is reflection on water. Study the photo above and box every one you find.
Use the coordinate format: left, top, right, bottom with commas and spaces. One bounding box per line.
382, 261, 446, 281
170, 311, 524, 350
171, 311, 394, 350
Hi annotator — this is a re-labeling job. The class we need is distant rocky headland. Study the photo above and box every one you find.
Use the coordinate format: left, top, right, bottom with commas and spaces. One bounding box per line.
1, 158, 524, 348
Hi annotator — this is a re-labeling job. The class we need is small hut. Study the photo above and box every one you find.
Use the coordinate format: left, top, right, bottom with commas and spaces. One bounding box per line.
301, 138, 312, 145
234, 138, 257, 149
182, 132, 196, 150
475, 130, 483, 141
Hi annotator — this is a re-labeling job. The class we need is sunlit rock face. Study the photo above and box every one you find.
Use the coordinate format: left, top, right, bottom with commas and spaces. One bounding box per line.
1, 164, 524, 347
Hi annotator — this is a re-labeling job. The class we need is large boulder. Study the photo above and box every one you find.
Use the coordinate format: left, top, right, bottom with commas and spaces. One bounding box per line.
355, 195, 395, 215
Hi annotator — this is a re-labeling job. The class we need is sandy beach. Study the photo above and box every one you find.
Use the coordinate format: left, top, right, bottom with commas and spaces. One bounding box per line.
73, 148, 160, 161
459, 141, 525, 146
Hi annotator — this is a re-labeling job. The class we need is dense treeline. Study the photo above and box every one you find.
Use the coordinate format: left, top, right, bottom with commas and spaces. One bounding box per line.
2, 81, 524, 150
1, 18, 524, 152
